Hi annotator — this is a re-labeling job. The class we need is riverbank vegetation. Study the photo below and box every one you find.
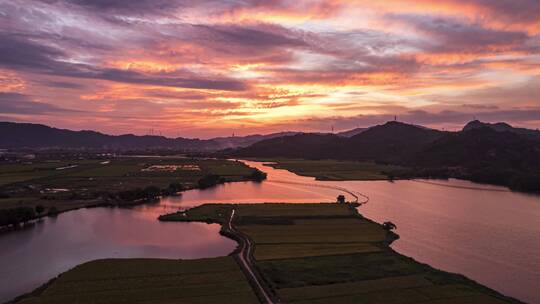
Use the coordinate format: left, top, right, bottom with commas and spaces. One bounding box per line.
257, 158, 540, 193
0, 155, 261, 228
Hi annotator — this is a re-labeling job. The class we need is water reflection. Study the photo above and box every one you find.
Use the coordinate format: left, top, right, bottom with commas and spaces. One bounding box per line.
0, 208, 236, 303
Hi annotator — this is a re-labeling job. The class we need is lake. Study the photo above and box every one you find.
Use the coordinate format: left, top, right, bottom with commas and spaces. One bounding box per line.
1, 160, 539, 303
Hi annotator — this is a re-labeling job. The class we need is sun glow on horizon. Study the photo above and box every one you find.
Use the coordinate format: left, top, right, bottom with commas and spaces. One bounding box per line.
0, 0, 539, 138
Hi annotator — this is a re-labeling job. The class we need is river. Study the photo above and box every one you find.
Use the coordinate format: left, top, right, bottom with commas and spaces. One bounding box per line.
1, 160, 539, 303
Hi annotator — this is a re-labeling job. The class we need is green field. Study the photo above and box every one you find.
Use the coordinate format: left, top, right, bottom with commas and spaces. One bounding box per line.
17, 257, 258, 304
261, 159, 401, 181
254, 242, 380, 260
0, 157, 258, 213
238, 218, 387, 244
236, 203, 353, 217
161, 203, 518, 303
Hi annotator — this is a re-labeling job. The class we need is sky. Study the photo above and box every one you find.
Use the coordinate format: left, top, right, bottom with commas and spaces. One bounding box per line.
1, 0, 540, 138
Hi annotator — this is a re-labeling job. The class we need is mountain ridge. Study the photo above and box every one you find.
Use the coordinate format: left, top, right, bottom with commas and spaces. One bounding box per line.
227, 120, 540, 192
0, 121, 299, 151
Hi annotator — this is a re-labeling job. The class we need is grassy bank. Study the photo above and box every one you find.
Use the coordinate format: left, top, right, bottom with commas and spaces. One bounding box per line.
259, 159, 401, 181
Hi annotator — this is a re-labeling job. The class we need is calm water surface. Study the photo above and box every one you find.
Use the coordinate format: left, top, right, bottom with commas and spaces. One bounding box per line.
0, 208, 235, 302
1, 160, 539, 303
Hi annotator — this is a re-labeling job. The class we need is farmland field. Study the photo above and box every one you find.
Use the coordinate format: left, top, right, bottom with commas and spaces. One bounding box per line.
254, 242, 380, 260
261, 159, 401, 181
17, 257, 258, 304
236, 203, 352, 217
237, 218, 387, 244
0, 157, 259, 213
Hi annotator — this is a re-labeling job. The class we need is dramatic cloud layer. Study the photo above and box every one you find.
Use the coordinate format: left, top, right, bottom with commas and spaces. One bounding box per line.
1, 0, 539, 137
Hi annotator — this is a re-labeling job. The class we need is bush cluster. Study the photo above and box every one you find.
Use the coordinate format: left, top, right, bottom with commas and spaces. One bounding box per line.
0, 207, 36, 227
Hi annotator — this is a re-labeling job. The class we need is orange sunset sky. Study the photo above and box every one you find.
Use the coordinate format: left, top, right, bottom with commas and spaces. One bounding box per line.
1, 0, 539, 138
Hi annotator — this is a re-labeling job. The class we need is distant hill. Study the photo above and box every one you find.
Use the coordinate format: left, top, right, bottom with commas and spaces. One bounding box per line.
0, 122, 205, 150
463, 120, 540, 141
231, 121, 445, 162
210, 131, 300, 149
0, 122, 297, 151
345, 121, 445, 161
411, 126, 540, 169
231, 133, 346, 159
231, 120, 540, 164
336, 127, 367, 137
228, 120, 540, 192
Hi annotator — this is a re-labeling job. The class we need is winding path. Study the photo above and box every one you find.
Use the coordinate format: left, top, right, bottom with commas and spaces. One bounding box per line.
227, 209, 275, 304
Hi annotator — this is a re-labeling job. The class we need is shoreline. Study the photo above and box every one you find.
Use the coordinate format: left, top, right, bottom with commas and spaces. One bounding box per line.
259, 159, 540, 195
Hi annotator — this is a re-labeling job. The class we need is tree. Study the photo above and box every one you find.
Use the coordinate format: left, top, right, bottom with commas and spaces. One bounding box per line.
18, 207, 35, 224
48, 206, 59, 216
167, 182, 184, 194
250, 169, 267, 182
143, 186, 161, 199
198, 175, 224, 189
0, 208, 22, 227
118, 188, 143, 201
382, 221, 397, 231
1, 207, 37, 226
35, 205, 45, 214
336, 195, 346, 204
